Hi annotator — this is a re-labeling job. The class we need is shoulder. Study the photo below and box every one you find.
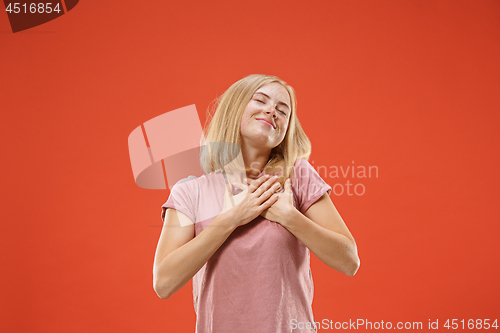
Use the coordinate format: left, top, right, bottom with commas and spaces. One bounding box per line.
167, 175, 199, 202
291, 158, 316, 181
169, 172, 224, 196
172, 175, 199, 188
162, 172, 224, 223
294, 158, 311, 169
291, 158, 332, 213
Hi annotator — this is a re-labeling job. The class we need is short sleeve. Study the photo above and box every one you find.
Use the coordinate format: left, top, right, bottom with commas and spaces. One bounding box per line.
292, 159, 332, 214
161, 175, 199, 223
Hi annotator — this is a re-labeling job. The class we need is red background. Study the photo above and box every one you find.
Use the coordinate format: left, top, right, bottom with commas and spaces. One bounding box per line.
1, 1, 499, 332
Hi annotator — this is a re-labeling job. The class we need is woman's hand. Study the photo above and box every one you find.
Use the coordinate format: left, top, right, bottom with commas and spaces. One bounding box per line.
260, 178, 296, 226
222, 174, 281, 227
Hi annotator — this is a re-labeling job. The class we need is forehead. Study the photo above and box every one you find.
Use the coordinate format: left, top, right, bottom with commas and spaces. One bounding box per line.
254, 83, 291, 105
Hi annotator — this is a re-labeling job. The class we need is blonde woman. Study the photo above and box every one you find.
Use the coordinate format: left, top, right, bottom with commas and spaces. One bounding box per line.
153, 74, 360, 333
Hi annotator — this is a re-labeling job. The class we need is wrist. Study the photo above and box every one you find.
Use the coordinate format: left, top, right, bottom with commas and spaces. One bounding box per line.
279, 205, 300, 229
216, 209, 240, 233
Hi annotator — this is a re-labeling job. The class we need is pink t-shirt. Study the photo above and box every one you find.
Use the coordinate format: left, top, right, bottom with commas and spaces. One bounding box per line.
162, 158, 332, 333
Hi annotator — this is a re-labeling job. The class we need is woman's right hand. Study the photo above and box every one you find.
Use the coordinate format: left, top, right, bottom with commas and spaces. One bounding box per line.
154, 173, 281, 299
222, 174, 281, 227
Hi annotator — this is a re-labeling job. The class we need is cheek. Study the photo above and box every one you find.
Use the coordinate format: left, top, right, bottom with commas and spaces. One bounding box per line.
278, 119, 289, 135
240, 108, 256, 126
240, 115, 254, 133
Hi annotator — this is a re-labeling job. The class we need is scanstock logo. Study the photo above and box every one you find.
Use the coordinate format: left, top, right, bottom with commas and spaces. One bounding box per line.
3, 0, 78, 33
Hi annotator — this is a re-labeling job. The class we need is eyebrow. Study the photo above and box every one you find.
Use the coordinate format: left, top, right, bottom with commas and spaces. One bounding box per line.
254, 92, 290, 110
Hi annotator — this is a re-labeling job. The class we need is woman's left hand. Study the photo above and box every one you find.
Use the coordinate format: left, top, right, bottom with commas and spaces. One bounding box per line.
260, 178, 296, 225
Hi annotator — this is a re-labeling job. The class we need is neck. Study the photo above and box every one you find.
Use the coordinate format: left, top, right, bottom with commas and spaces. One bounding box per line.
240, 144, 271, 179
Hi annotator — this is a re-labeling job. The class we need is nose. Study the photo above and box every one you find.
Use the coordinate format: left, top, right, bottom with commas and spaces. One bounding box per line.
265, 105, 278, 118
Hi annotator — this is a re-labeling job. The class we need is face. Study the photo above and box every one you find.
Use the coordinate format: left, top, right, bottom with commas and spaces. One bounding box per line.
239, 82, 292, 150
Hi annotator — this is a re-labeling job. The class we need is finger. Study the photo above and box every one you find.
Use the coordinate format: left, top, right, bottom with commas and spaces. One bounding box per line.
285, 178, 292, 193
248, 174, 270, 193
262, 192, 280, 208
229, 175, 251, 190
231, 181, 248, 191
224, 182, 235, 207
256, 181, 281, 204
254, 175, 279, 197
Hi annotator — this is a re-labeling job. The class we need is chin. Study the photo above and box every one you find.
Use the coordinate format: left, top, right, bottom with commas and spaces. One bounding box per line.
245, 136, 273, 149
241, 127, 282, 149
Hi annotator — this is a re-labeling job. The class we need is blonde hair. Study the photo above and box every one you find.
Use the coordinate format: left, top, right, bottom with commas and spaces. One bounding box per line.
200, 74, 311, 187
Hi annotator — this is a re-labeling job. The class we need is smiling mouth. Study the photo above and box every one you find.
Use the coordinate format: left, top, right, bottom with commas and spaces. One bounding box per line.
256, 118, 275, 129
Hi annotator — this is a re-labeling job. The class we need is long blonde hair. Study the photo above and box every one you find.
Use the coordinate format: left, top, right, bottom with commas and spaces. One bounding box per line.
200, 74, 311, 187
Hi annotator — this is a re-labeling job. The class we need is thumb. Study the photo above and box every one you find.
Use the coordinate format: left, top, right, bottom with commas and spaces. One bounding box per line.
231, 181, 248, 191
224, 183, 235, 208
285, 178, 292, 193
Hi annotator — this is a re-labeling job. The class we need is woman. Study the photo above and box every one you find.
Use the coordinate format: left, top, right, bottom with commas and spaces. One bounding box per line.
153, 74, 360, 333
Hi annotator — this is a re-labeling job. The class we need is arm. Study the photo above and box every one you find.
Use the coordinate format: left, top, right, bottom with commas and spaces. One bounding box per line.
153, 174, 281, 299
262, 180, 360, 276
153, 208, 236, 299
285, 193, 360, 276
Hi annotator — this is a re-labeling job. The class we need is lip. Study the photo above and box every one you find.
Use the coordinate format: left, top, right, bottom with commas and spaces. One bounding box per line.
255, 118, 275, 129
